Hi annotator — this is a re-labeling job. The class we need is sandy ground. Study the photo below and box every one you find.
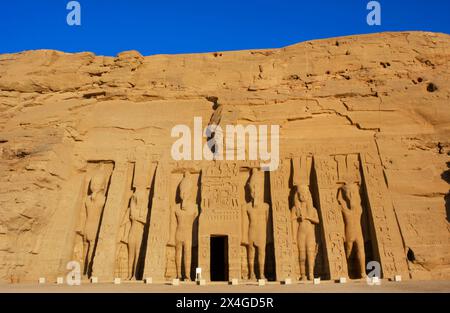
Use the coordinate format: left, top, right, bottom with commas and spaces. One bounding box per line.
0, 279, 449, 293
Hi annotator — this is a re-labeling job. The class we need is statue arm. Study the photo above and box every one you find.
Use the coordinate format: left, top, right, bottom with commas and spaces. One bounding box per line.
291, 207, 298, 243
77, 198, 90, 234
290, 206, 298, 221
120, 206, 130, 226
337, 189, 350, 214
241, 204, 249, 245
77, 201, 86, 230
137, 206, 147, 224
137, 192, 150, 223
307, 207, 320, 225
84, 198, 91, 218
167, 207, 177, 246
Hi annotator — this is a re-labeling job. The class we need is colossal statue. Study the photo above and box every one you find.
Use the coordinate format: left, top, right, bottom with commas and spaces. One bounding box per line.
245, 168, 269, 280
169, 172, 199, 281
81, 168, 107, 275
291, 184, 320, 281
337, 183, 367, 278
126, 189, 148, 279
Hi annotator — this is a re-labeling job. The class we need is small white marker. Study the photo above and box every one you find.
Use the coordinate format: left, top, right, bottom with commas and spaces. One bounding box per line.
339, 277, 347, 284
394, 275, 402, 282
90, 277, 98, 284
145, 277, 153, 284
230, 278, 239, 285
367, 276, 381, 285
38, 277, 46, 284
195, 268, 202, 282
258, 279, 266, 286
284, 278, 292, 285
197, 279, 206, 286
314, 278, 321, 285
56, 277, 64, 285
114, 278, 121, 285
172, 278, 180, 286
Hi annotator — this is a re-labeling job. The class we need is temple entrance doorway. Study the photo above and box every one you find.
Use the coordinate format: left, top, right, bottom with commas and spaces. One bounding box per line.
210, 235, 228, 281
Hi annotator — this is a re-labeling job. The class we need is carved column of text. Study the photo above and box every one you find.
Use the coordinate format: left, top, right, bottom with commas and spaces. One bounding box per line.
270, 159, 294, 279
360, 153, 409, 279
143, 162, 171, 281
314, 156, 348, 279
199, 163, 240, 281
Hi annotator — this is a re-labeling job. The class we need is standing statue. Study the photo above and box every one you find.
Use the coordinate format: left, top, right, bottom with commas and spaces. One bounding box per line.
126, 189, 148, 280
337, 183, 367, 278
291, 185, 320, 281
245, 168, 269, 280
82, 169, 107, 275
168, 172, 199, 281
116, 194, 132, 278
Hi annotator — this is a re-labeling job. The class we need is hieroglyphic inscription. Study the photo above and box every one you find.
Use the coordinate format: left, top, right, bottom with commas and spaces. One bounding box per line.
269, 159, 294, 279
360, 153, 409, 279
314, 156, 348, 279
143, 161, 171, 280
199, 162, 241, 280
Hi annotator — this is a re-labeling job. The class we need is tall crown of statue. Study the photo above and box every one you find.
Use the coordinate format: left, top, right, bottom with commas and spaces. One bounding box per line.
179, 172, 193, 201
90, 169, 106, 193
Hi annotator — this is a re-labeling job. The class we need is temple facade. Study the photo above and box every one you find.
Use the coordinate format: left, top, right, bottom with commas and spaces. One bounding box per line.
34, 141, 409, 282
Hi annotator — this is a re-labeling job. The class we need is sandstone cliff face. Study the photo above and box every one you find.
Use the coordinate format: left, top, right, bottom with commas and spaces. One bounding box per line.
0, 31, 449, 282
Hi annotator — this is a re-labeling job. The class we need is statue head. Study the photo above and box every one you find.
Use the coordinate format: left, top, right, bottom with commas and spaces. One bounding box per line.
129, 190, 138, 208
179, 172, 193, 204
131, 189, 147, 207
248, 168, 263, 204
342, 183, 360, 205
296, 184, 310, 203
89, 170, 106, 194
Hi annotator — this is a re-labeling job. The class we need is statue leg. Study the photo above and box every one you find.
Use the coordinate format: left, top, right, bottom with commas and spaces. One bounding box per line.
86, 240, 95, 275
175, 242, 183, 279
247, 244, 256, 280
126, 243, 133, 280
184, 241, 192, 281
299, 249, 307, 281
127, 240, 136, 280
131, 226, 145, 280
299, 234, 307, 281
345, 241, 353, 260
257, 245, 266, 280
82, 240, 89, 275
306, 232, 316, 280
355, 238, 366, 278
306, 249, 315, 280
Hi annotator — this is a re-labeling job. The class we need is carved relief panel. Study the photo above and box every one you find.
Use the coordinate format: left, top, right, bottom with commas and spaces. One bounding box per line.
114, 160, 156, 280
144, 161, 172, 281
290, 156, 325, 280
199, 162, 241, 281
360, 153, 409, 279
269, 158, 294, 280
315, 153, 383, 279
314, 155, 352, 279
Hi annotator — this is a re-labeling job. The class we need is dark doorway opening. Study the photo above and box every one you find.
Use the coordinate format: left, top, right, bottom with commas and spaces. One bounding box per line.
210, 235, 228, 281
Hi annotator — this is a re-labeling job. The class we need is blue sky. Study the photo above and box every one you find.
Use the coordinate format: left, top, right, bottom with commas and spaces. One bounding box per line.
1, 0, 449, 56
